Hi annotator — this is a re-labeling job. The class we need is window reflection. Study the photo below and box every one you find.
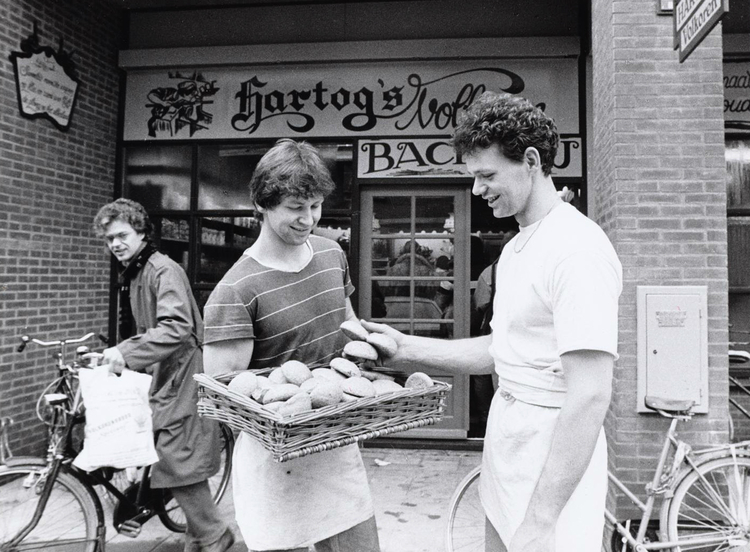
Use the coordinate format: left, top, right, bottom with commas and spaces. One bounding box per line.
125, 146, 191, 210
198, 145, 262, 210
727, 139, 750, 208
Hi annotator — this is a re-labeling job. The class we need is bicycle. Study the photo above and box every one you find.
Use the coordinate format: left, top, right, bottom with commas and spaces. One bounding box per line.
0, 332, 233, 551
445, 395, 750, 552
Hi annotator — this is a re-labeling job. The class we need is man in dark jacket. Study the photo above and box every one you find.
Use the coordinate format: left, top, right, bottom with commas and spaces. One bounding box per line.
95, 198, 233, 552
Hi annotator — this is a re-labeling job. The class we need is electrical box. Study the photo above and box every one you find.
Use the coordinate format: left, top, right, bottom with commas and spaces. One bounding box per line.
636, 286, 708, 414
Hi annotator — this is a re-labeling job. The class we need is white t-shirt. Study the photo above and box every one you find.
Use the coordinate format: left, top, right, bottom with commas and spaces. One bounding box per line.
480, 202, 622, 548
488, 202, 622, 407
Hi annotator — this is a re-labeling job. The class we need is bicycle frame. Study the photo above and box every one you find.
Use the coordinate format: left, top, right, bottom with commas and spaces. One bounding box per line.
606, 410, 750, 551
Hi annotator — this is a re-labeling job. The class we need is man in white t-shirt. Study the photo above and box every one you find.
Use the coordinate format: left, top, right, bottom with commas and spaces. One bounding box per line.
362, 92, 622, 552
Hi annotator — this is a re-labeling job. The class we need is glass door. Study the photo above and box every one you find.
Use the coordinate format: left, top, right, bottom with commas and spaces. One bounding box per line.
359, 186, 470, 438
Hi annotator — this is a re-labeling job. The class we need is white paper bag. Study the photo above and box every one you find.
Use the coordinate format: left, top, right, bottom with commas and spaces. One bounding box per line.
73, 366, 159, 471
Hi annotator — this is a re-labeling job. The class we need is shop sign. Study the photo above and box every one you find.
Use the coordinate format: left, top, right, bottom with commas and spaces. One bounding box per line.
9, 22, 80, 131
123, 59, 579, 141
725, 60, 750, 132
357, 137, 582, 179
673, 0, 728, 63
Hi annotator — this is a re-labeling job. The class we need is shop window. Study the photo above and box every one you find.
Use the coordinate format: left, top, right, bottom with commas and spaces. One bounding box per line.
727, 137, 750, 350
124, 145, 192, 210
122, 141, 353, 313
198, 146, 258, 210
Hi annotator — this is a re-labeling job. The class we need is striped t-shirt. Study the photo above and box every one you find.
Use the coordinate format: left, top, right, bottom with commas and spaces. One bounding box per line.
203, 235, 354, 369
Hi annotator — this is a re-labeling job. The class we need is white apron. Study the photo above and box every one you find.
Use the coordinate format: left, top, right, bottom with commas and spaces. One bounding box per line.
479, 370, 607, 552
232, 433, 373, 551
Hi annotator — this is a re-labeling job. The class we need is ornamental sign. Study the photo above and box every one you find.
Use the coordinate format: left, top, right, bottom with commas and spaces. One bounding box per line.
9, 22, 80, 131
357, 136, 582, 179
673, 0, 729, 63
123, 59, 579, 141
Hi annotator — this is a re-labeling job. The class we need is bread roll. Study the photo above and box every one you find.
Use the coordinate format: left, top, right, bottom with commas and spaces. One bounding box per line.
261, 383, 301, 404
310, 381, 344, 408
372, 379, 404, 396
281, 360, 313, 385
405, 372, 434, 389
330, 357, 361, 378
251, 375, 271, 401
366, 333, 398, 357
340, 320, 370, 341
278, 393, 313, 417
360, 369, 396, 382
227, 371, 258, 397
341, 376, 376, 398
343, 340, 379, 361
267, 367, 289, 385
312, 368, 346, 381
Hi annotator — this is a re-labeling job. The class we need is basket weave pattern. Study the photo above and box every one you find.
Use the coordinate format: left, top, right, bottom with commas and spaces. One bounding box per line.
194, 372, 450, 462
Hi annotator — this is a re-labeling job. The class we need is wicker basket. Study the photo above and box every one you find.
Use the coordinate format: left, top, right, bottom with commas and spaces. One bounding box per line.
194, 372, 451, 462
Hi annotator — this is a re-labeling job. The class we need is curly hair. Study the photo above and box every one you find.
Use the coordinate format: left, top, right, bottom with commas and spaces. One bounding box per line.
251, 139, 336, 210
451, 92, 559, 176
93, 198, 153, 239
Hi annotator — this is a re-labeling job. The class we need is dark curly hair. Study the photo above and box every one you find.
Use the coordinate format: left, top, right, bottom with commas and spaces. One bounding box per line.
451, 92, 559, 177
251, 139, 336, 210
93, 198, 153, 239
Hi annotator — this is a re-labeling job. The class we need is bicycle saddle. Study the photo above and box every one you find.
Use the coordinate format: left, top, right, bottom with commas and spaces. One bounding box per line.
644, 396, 695, 413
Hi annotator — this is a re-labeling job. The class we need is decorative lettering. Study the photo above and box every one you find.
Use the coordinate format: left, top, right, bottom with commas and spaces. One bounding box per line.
230, 68, 525, 135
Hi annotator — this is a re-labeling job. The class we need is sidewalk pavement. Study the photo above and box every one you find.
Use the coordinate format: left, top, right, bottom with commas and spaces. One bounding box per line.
104, 446, 482, 552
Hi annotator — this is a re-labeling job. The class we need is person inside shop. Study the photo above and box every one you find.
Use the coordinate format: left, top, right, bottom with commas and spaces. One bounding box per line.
202, 139, 380, 552
361, 91, 622, 552
94, 199, 234, 552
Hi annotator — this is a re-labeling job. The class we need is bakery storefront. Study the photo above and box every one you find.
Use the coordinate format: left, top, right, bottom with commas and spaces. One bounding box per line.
119, 44, 584, 438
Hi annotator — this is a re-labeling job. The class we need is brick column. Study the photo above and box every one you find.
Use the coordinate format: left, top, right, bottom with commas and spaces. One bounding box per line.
590, 0, 728, 523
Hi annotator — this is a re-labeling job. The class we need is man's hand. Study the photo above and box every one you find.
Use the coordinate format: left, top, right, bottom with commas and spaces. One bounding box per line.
102, 346, 126, 374
359, 319, 406, 367
509, 521, 555, 552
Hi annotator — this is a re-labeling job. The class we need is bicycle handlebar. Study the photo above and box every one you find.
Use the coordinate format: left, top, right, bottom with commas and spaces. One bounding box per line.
17, 332, 99, 353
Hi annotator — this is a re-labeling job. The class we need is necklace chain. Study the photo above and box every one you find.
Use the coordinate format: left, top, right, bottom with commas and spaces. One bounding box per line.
513, 202, 560, 254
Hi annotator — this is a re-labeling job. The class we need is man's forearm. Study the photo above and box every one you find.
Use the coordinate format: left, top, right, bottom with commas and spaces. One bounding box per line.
383, 331, 495, 375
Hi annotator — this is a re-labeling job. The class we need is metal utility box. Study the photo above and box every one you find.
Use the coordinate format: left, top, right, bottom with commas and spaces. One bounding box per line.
636, 286, 708, 414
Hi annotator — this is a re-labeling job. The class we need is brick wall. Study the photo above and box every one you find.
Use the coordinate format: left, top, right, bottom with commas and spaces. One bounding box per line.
0, 0, 123, 455
592, 0, 729, 532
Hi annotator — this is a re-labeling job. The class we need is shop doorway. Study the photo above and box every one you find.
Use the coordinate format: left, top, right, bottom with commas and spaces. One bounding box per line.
358, 186, 470, 438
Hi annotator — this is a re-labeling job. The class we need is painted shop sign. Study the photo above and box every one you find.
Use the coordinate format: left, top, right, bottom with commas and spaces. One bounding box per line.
673, 0, 728, 63
725, 60, 750, 132
9, 23, 80, 131
357, 136, 582, 179
123, 59, 579, 141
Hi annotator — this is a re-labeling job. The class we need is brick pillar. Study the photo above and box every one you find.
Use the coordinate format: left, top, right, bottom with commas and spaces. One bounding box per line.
590, 0, 728, 524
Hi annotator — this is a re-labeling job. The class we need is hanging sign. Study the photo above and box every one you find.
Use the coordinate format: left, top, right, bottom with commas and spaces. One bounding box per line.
123, 59, 579, 141
357, 136, 582, 179
724, 60, 750, 132
9, 22, 80, 131
673, 0, 729, 63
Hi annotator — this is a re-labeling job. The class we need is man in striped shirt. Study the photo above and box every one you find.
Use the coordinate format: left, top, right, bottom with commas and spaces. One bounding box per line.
203, 139, 380, 552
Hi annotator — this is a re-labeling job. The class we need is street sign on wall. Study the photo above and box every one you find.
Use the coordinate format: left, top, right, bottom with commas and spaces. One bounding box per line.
673, 0, 729, 63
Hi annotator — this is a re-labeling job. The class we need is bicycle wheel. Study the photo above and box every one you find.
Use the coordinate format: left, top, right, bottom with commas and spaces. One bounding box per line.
445, 465, 485, 552
0, 461, 101, 551
666, 455, 750, 551
157, 422, 234, 533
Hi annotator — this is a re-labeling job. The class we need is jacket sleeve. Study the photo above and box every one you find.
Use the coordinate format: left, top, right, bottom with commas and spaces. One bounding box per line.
117, 263, 196, 371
